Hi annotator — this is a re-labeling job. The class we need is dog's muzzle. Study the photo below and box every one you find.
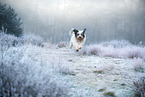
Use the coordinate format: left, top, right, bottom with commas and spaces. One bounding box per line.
77, 36, 83, 39
79, 36, 82, 38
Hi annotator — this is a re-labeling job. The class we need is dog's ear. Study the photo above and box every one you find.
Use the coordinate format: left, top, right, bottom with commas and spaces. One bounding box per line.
83, 28, 86, 34
73, 29, 79, 34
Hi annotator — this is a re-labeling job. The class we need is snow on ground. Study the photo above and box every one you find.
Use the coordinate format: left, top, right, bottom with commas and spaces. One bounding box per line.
0, 34, 145, 97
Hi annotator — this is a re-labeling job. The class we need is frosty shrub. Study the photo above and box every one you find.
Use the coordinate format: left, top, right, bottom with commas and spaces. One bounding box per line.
22, 34, 44, 47
42, 42, 52, 48
51, 61, 75, 76
78, 40, 145, 59
57, 41, 68, 48
0, 31, 47, 58
0, 31, 23, 54
133, 58, 144, 72
78, 45, 102, 56
0, 45, 71, 97
88, 45, 101, 55
78, 47, 87, 55
0, 32, 23, 46
0, 69, 31, 97
126, 47, 143, 58
133, 77, 145, 97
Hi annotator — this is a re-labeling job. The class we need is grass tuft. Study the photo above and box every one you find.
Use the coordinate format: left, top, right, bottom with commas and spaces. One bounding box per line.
89, 47, 100, 55
133, 58, 144, 72
121, 83, 126, 86
93, 70, 104, 74
57, 41, 68, 48
133, 77, 145, 97
103, 91, 115, 96
98, 88, 106, 92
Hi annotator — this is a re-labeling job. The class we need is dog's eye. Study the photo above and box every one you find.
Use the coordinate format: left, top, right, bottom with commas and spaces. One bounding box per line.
77, 34, 79, 36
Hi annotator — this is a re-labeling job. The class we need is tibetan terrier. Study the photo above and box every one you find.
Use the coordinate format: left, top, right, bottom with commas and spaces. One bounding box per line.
69, 28, 86, 52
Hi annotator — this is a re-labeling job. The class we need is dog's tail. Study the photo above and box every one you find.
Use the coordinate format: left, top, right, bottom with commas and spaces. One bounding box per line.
69, 28, 74, 35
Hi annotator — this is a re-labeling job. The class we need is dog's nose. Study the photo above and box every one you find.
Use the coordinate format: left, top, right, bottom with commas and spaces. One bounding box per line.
79, 36, 82, 38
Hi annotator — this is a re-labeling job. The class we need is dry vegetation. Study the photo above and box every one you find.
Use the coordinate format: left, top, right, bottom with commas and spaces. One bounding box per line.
78, 40, 145, 59
0, 32, 145, 97
133, 77, 145, 97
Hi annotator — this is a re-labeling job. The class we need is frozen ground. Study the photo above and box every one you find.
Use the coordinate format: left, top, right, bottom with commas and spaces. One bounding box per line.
37, 46, 145, 97
0, 33, 145, 97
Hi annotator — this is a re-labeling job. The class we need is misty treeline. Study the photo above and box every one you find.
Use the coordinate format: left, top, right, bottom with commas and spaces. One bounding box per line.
0, 3, 23, 37
1, 0, 145, 44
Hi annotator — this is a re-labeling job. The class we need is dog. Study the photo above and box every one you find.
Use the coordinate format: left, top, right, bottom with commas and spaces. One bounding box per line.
69, 28, 86, 52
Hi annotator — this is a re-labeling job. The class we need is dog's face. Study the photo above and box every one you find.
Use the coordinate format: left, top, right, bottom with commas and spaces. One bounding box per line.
73, 29, 86, 40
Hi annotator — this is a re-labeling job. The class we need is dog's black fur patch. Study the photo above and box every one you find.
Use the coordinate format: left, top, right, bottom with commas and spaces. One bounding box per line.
83, 28, 86, 34
73, 29, 79, 38
73, 29, 79, 33
82, 29, 86, 38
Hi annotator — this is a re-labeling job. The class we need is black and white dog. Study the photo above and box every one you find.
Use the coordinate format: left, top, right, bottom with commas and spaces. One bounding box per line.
69, 28, 86, 52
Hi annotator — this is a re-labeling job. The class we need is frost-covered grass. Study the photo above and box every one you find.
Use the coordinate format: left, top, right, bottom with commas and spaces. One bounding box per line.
133, 58, 144, 72
21, 34, 44, 47
0, 32, 145, 97
133, 77, 145, 97
0, 45, 73, 97
93, 65, 114, 74
0, 32, 23, 50
78, 40, 145, 59
57, 41, 69, 48
0, 32, 44, 51
0, 32, 74, 97
103, 91, 115, 97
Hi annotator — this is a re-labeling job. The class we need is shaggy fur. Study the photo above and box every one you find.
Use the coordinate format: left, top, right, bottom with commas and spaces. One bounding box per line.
69, 28, 86, 52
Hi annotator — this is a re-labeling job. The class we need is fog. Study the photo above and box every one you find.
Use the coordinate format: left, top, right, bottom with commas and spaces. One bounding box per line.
2, 0, 145, 44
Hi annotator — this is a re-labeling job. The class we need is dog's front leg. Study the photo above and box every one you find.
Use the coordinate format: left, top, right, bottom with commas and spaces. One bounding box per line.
69, 42, 73, 49
79, 45, 82, 49
75, 45, 80, 52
